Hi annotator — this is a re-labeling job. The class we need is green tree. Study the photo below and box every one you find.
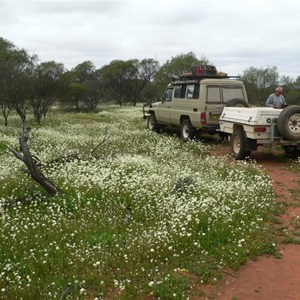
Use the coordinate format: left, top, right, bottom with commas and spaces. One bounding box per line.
84, 78, 101, 110
73, 60, 96, 82
139, 82, 161, 104
99, 60, 136, 106
154, 52, 210, 95
129, 58, 159, 106
30, 61, 65, 123
284, 76, 300, 105
0, 37, 35, 125
72, 61, 101, 111
0, 37, 13, 126
9, 53, 36, 123
241, 66, 279, 106
61, 82, 87, 112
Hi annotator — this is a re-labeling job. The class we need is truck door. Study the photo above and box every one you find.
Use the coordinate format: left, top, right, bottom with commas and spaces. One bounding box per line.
206, 86, 222, 124
168, 84, 188, 125
156, 87, 173, 124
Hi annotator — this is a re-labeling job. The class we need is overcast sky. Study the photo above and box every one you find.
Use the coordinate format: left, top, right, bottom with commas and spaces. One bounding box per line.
1, 0, 300, 79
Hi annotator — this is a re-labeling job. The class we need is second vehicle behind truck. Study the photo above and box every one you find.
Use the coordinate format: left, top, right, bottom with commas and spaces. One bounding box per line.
219, 105, 300, 159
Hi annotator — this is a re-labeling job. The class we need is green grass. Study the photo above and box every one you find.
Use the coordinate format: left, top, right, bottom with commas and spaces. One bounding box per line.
0, 105, 279, 299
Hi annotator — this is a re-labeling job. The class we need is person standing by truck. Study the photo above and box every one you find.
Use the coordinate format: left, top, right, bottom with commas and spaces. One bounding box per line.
266, 86, 287, 108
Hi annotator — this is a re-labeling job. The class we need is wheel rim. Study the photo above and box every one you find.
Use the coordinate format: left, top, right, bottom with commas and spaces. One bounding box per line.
182, 124, 189, 139
287, 113, 300, 133
232, 135, 240, 154
148, 116, 154, 130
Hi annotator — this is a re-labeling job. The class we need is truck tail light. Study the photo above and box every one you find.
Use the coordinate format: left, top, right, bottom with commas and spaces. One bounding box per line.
254, 127, 266, 132
200, 112, 206, 125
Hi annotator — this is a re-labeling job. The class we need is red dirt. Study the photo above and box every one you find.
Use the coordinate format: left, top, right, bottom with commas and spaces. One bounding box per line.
197, 146, 300, 300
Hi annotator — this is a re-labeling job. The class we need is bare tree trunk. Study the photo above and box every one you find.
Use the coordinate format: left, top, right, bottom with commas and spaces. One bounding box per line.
1, 106, 10, 126
11, 128, 62, 196
4, 116, 8, 127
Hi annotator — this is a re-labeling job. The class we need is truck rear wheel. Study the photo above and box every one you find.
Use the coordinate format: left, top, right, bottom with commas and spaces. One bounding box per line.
231, 128, 251, 160
180, 119, 196, 141
277, 106, 300, 141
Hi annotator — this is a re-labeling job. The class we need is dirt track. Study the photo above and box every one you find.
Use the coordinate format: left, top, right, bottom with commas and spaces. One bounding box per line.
199, 146, 300, 300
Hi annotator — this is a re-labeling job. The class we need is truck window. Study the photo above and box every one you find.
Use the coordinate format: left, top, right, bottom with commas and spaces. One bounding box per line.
163, 87, 173, 102
207, 86, 221, 103
222, 86, 244, 102
174, 85, 187, 98
186, 84, 200, 99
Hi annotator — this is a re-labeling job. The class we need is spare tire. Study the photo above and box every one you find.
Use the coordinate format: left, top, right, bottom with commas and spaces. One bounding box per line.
277, 106, 300, 141
226, 98, 249, 107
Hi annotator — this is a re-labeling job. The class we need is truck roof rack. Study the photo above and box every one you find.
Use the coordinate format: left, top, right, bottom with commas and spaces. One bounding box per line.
171, 64, 241, 83
171, 75, 241, 85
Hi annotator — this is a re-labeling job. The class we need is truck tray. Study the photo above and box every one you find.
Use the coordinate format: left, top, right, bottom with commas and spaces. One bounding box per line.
220, 107, 282, 126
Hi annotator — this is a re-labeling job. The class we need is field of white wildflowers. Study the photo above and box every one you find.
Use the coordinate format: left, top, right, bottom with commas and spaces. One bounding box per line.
0, 106, 278, 299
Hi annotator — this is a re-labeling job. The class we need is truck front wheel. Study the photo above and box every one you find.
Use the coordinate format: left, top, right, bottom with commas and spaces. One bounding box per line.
147, 113, 159, 132
231, 128, 251, 160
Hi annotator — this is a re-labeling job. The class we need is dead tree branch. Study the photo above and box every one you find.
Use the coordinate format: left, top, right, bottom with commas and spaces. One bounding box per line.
90, 126, 110, 158
11, 127, 62, 196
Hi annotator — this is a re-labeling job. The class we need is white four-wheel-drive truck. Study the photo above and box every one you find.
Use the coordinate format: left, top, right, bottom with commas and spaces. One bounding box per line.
219, 105, 300, 159
143, 65, 249, 141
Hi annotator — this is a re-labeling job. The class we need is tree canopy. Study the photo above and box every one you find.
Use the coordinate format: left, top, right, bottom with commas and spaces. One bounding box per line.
154, 51, 210, 95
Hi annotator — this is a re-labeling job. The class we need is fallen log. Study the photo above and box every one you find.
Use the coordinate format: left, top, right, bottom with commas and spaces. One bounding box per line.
11, 127, 62, 196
